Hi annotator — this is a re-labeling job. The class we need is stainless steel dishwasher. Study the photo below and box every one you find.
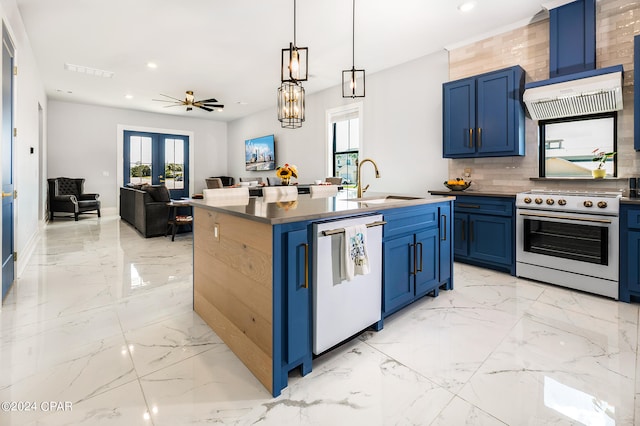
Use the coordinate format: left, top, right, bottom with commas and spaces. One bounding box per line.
312, 214, 383, 354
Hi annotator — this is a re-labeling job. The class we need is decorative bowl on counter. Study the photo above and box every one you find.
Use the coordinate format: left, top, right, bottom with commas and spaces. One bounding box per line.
443, 180, 471, 191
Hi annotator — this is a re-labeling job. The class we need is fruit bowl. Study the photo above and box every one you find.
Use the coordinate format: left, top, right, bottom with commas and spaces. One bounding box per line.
443, 181, 471, 191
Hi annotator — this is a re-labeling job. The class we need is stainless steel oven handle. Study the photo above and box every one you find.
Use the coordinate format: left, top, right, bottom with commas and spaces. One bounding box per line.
518, 211, 612, 224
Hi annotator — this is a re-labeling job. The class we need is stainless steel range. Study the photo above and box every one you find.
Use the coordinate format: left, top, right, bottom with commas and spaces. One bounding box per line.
515, 189, 621, 299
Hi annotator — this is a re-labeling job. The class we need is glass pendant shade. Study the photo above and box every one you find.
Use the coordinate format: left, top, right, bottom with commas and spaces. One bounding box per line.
281, 43, 308, 82
342, 67, 365, 98
277, 81, 305, 129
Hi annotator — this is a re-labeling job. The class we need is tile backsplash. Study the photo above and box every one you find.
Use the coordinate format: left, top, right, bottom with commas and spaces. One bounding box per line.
447, 0, 640, 195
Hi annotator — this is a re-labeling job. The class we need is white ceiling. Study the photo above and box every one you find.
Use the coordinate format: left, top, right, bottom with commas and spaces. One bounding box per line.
15, 0, 547, 122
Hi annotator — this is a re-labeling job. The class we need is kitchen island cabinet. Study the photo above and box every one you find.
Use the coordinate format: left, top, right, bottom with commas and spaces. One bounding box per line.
382, 204, 452, 317
443, 65, 525, 158
191, 193, 454, 397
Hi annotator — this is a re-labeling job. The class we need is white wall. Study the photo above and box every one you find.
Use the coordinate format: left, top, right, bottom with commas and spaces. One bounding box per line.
0, 0, 48, 276
228, 50, 449, 196
47, 101, 227, 208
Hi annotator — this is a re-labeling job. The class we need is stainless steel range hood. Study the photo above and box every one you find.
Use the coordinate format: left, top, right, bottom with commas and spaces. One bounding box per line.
523, 65, 623, 120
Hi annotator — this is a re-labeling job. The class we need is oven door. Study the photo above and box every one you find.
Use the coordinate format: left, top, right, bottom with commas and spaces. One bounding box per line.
516, 209, 618, 282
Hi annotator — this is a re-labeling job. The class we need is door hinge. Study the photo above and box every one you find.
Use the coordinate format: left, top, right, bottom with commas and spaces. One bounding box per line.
13, 190, 17, 199
13, 251, 17, 261
13, 66, 17, 76
13, 128, 16, 137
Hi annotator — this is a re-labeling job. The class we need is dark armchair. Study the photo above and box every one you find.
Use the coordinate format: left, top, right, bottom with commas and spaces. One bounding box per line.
47, 177, 101, 221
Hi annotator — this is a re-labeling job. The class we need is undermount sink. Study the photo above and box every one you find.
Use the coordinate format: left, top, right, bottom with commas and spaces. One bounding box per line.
351, 195, 423, 204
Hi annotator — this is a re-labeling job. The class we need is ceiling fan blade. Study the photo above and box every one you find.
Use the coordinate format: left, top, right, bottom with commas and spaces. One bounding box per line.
187, 106, 193, 111
196, 98, 218, 103
152, 99, 181, 103
198, 105, 214, 112
162, 104, 182, 108
158, 93, 185, 102
201, 103, 224, 107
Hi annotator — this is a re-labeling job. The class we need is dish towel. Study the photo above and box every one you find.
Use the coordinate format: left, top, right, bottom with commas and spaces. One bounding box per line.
342, 224, 370, 281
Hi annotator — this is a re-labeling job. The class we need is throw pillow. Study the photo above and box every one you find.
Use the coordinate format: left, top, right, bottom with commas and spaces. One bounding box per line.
143, 185, 170, 202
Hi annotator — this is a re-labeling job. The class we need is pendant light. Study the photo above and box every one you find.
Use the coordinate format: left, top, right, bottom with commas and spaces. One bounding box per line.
342, 0, 365, 98
278, 0, 307, 129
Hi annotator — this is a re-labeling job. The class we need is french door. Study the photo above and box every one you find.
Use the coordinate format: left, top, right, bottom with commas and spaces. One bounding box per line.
123, 131, 189, 199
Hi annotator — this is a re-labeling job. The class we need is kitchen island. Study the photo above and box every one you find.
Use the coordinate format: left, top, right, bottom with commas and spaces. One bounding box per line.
191, 192, 454, 396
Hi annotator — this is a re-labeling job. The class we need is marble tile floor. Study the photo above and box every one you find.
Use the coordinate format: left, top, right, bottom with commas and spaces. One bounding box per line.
1, 214, 639, 425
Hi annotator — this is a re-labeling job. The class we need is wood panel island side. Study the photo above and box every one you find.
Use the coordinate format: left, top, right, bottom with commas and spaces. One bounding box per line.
191, 193, 455, 397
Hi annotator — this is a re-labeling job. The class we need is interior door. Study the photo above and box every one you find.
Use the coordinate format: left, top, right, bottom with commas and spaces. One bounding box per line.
1, 25, 15, 301
124, 131, 189, 199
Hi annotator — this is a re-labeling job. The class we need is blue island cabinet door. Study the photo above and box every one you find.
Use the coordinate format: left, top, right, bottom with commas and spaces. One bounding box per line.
439, 204, 452, 287
414, 228, 439, 298
443, 77, 476, 157
476, 69, 514, 156
383, 234, 414, 315
453, 213, 469, 258
284, 228, 310, 364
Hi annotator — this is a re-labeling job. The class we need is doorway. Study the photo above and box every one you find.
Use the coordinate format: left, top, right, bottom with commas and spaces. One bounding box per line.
1, 23, 15, 301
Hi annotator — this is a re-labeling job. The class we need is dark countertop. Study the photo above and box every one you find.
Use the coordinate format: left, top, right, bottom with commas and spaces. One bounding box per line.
190, 192, 455, 225
621, 197, 640, 205
429, 190, 517, 199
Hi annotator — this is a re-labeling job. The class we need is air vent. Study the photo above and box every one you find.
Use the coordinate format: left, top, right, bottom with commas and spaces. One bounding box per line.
64, 63, 114, 78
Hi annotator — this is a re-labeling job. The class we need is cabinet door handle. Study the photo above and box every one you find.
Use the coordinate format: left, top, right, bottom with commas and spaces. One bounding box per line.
302, 243, 309, 289
470, 221, 474, 243
478, 127, 482, 148
457, 203, 480, 209
441, 215, 447, 241
410, 243, 417, 275
468, 128, 473, 148
416, 242, 424, 272
461, 219, 466, 241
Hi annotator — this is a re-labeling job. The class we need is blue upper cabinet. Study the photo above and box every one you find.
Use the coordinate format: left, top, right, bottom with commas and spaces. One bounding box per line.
549, 0, 595, 77
443, 66, 525, 158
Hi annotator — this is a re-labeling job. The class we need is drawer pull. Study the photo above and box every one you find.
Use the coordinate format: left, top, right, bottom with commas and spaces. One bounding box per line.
321, 220, 387, 236
441, 215, 447, 241
457, 203, 481, 209
303, 243, 309, 289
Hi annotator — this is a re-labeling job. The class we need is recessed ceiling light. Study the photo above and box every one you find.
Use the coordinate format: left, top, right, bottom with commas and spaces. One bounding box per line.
458, 1, 476, 12
125, 94, 133, 99
236, 101, 248, 105
147, 62, 157, 69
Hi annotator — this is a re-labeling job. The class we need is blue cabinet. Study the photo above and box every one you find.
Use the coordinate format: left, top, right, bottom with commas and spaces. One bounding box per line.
635, 35, 640, 151
382, 202, 453, 317
619, 204, 640, 302
443, 66, 525, 158
273, 222, 312, 396
549, 0, 595, 77
453, 196, 515, 275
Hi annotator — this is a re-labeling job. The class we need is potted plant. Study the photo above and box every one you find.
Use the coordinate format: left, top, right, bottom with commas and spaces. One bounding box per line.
591, 149, 615, 179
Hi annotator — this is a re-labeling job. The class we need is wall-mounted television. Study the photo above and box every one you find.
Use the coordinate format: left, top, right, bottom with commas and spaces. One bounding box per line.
245, 134, 276, 171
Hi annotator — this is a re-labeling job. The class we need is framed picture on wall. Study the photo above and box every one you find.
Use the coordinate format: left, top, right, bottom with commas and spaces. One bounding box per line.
245, 135, 276, 171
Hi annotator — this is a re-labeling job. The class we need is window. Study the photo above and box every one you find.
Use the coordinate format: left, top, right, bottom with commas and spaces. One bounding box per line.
332, 117, 359, 185
539, 113, 617, 178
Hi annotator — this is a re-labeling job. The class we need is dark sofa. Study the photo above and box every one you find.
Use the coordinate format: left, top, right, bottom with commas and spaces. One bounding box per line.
120, 185, 170, 237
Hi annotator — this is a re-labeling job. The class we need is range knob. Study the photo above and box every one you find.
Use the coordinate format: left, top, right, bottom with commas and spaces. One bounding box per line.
584, 200, 593, 208
597, 201, 608, 208
546, 198, 554, 205
557, 199, 567, 206
524, 197, 532, 204
535, 198, 543, 204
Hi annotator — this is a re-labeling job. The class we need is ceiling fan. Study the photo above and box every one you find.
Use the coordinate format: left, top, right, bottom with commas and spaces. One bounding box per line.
153, 90, 224, 112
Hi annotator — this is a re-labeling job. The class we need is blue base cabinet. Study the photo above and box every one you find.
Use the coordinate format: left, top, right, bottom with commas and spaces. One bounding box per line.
452, 196, 515, 275
443, 66, 525, 158
382, 201, 453, 317
620, 204, 640, 302
272, 221, 313, 396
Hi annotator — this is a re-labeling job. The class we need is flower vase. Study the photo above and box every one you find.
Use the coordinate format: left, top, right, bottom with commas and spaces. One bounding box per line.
592, 169, 606, 179
281, 178, 290, 186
